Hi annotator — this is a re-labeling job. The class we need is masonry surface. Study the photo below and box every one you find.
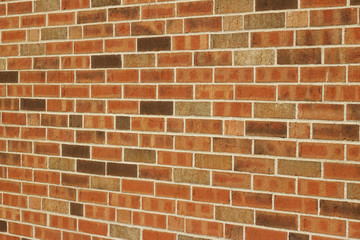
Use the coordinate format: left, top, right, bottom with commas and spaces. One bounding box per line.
0, 0, 360, 239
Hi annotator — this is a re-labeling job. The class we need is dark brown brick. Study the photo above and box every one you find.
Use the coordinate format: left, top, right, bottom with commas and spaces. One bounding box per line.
351, 0, 360, 4
69, 115, 82, 128
116, 116, 130, 130
244, 13, 285, 30
140, 101, 173, 115
289, 233, 309, 240
320, 200, 360, 220
62, 144, 90, 159
107, 163, 137, 178
256, 211, 297, 230
313, 124, 359, 141
348, 104, 360, 120
70, 202, 83, 216
21, 99, 46, 111
77, 9, 106, 24
124, 148, 156, 163
77, 159, 105, 175
91, 55, 122, 69
0, 71, 18, 83
256, 0, 298, 11
138, 37, 171, 52
0, 220, 7, 232
246, 121, 287, 138
92, 0, 121, 7
277, 48, 321, 65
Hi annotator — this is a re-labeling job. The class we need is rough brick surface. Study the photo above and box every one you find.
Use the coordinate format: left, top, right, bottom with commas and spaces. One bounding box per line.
0, 0, 359, 239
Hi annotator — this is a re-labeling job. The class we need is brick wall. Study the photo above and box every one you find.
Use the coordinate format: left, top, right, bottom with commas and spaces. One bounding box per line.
0, 0, 360, 239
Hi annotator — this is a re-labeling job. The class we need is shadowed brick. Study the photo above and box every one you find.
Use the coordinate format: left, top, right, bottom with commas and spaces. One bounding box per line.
138, 37, 171, 52
107, 163, 137, 177
91, 55, 122, 68
0, 71, 18, 83
140, 101, 173, 115
62, 144, 90, 158
21, 99, 46, 111
77, 159, 105, 175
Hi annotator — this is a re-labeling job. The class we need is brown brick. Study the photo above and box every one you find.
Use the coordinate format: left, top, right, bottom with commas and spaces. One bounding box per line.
124, 148, 156, 163
62, 173, 89, 188
0, 153, 21, 166
213, 138, 252, 154
20, 44, 45, 56
215, 0, 253, 13
234, 156, 274, 174
70, 202, 83, 216
91, 55, 122, 69
296, 29, 342, 46
244, 13, 285, 30
255, 140, 296, 157
195, 154, 232, 170
69, 115, 82, 128
62, 144, 90, 159
21, 99, 45, 111
195, 52, 232, 66
131, 21, 163, 35
310, 8, 357, 27
256, 0, 298, 11
320, 200, 360, 220
215, 206, 253, 224
246, 121, 287, 138
140, 101, 173, 115
175, 102, 211, 116
116, 116, 130, 130
254, 103, 296, 119
313, 123, 359, 141
278, 48, 321, 65
185, 17, 222, 33
137, 37, 171, 52
110, 224, 140, 240
235, 50, 275, 65
41, 27, 67, 40
92, 0, 121, 7
256, 211, 297, 230
0, 71, 18, 83
211, 33, 248, 49
178, 235, 209, 240
174, 168, 210, 185
34, 0, 60, 12
278, 159, 321, 177
77, 9, 106, 24
49, 157, 74, 171
107, 163, 137, 178
77, 160, 105, 175
33, 57, 59, 69
351, 0, 360, 4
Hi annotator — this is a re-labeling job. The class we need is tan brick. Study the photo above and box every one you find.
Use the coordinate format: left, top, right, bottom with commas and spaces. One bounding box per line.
42, 199, 68, 214
235, 50, 275, 66
254, 103, 296, 119
20, 44, 45, 56
245, 13, 285, 30
278, 159, 321, 177
35, 0, 60, 12
91, 176, 120, 191
215, 206, 254, 224
49, 157, 75, 171
215, 0, 253, 13
211, 33, 248, 49
174, 168, 210, 185
123, 54, 155, 68
110, 224, 140, 240
175, 102, 211, 116
41, 27, 67, 40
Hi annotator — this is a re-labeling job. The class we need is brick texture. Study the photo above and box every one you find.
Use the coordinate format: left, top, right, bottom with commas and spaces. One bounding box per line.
0, 0, 359, 239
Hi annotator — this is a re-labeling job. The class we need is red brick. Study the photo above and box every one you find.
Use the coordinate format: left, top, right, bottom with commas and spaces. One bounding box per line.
245, 227, 287, 240
301, 216, 346, 236
50, 215, 77, 231
254, 175, 296, 194
186, 219, 223, 237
